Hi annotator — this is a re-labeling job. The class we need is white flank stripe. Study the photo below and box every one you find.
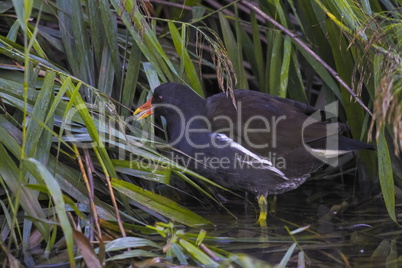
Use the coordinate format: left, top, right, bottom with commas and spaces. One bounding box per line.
311, 148, 351, 158
215, 134, 288, 179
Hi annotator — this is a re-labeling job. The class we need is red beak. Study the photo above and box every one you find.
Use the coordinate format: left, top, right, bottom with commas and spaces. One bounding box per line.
134, 96, 153, 120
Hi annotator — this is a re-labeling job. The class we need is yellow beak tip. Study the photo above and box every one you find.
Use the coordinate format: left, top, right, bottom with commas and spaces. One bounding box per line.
134, 96, 153, 119
133, 108, 142, 115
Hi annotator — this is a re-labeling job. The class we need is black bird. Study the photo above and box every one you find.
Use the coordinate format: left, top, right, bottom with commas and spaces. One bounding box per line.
135, 83, 374, 225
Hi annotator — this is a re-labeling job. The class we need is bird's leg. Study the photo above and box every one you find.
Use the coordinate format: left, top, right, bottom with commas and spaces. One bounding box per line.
256, 195, 268, 227
268, 195, 277, 213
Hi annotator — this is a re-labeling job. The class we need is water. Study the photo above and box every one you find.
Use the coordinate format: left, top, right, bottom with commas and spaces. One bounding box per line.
188, 177, 401, 267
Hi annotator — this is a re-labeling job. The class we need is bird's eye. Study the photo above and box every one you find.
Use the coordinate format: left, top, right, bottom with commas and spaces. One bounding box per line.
157, 95, 163, 100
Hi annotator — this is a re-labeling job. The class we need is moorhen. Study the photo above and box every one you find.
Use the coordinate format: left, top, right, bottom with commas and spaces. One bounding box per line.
135, 83, 374, 225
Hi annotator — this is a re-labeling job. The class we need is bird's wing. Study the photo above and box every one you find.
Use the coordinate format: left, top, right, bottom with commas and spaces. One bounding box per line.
206, 90, 347, 156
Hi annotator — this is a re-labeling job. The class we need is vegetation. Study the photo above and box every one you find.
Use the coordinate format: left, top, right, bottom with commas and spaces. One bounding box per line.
0, 0, 401, 266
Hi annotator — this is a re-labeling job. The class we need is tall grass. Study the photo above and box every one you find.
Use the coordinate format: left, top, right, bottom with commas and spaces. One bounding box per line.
0, 0, 400, 266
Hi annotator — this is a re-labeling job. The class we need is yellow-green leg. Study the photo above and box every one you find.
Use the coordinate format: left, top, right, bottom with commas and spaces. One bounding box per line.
268, 195, 277, 213
256, 195, 268, 227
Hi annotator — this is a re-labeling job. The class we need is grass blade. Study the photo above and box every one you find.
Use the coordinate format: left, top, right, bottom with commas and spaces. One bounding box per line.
168, 22, 202, 95
377, 128, 396, 222
111, 178, 212, 227
23, 158, 75, 266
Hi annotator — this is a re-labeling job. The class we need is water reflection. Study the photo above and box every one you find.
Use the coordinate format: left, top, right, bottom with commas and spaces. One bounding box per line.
188, 177, 401, 267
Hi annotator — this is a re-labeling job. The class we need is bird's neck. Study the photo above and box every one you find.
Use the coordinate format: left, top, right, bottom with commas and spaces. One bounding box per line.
165, 102, 210, 154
